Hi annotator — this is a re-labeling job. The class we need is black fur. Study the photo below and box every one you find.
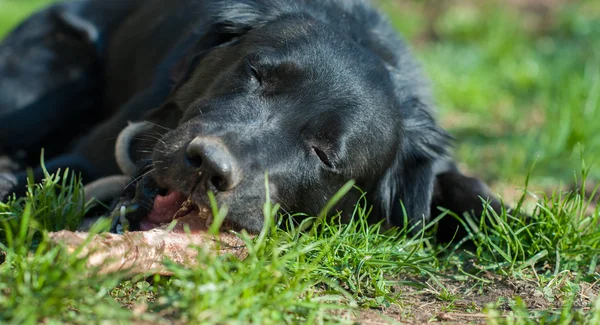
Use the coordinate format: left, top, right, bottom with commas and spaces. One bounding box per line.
0, 0, 504, 236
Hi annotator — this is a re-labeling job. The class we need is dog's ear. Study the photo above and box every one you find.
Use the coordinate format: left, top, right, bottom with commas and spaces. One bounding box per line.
142, 23, 244, 129
165, 0, 293, 105
145, 1, 287, 127
376, 98, 451, 230
169, 26, 242, 95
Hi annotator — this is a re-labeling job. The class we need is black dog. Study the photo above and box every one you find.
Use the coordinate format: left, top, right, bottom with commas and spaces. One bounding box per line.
0, 0, 502, 237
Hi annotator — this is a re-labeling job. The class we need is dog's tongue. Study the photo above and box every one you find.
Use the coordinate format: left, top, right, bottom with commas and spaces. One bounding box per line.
146, 191, 187, 224
140, 191, 210, 232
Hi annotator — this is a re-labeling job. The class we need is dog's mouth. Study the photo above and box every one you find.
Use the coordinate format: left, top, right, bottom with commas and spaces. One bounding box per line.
137, 190, 233, 233
107, 179, 238, 235
93, 123, 242, 235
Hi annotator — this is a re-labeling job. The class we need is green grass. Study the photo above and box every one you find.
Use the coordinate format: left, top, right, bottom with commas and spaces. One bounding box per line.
2, 0, 600, 323
383, 0, 600, 186
0, 0, 59, 39
0, 168, 439, 323
1, 158, 599, 323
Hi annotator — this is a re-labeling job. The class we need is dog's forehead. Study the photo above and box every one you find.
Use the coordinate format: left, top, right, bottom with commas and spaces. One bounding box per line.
244, 17, 376, 66
239, 22, 396, 106
173, 14, 401, 139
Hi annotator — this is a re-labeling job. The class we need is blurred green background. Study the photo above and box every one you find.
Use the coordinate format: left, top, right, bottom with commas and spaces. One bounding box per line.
1, 0, 599, 194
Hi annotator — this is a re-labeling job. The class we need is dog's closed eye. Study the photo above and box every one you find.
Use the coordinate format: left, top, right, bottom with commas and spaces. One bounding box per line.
244, 56, 262, 86
312, 146, 334, 168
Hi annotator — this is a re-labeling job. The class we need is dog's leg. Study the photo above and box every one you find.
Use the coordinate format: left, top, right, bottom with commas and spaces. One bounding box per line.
430, 162, 505, 243
2, 154, 99, 198
0, 1, 143, 164
0, 1, 145, 200
0, 83, 172, 200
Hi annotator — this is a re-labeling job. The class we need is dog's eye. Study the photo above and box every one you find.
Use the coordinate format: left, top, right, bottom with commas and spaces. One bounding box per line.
312, 146, 333, 168
245, 57, 262, 85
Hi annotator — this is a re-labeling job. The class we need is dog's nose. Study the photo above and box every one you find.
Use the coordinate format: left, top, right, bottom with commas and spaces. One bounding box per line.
185, 137, 241, 191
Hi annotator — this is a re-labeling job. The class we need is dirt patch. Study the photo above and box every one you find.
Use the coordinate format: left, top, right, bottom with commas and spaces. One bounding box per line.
568, 180, 600, 205
401, 0, 572, 44
505, 0, 569, 12
351, 273, 599, 324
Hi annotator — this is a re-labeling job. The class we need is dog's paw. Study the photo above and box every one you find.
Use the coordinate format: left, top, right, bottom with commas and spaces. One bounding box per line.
0, 172, 17, 201
0, 156, 19, 173
0, 156, 20, 201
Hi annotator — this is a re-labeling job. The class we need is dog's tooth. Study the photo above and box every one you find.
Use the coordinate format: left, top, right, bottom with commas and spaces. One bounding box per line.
173, 206, 190, 219
196, 205, 210, 219
174, 199, 194, 219
183, 198, 194, 208
119, 205, 126, 220
205, 214, 213, 228
119, 205, 130, 232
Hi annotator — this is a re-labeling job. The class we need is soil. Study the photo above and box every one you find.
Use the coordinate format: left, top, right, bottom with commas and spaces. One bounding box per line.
351, 273, 599, 324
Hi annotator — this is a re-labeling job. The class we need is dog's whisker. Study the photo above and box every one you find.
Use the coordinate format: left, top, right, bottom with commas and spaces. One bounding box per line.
135, 132, 165, 141
131, 138, 162, 144
125, 167, 156, 189
270, 193, 292, 214
132, 198, 154, 211
136, 135, 164, 143
143, 120, 172, 131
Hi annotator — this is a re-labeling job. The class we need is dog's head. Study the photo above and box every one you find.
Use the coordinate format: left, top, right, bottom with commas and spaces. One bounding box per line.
127, 2, 450, 233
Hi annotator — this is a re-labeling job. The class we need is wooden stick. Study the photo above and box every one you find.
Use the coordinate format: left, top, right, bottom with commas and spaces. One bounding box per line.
48, 228, 249, 275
